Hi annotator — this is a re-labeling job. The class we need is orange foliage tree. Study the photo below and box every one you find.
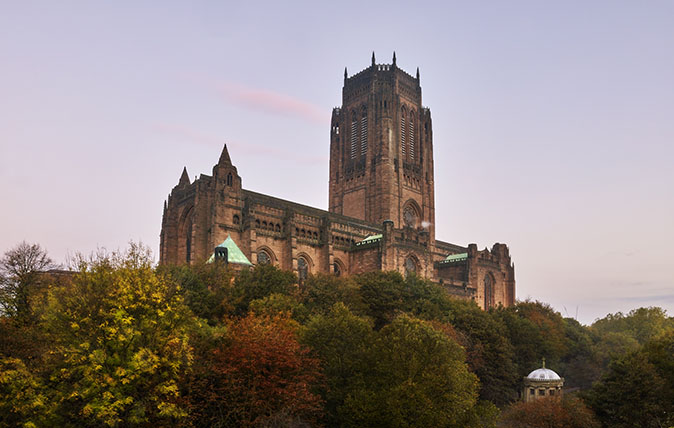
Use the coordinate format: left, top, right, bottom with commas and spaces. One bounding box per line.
187, 313, 324, 427
499, 396, 600, 428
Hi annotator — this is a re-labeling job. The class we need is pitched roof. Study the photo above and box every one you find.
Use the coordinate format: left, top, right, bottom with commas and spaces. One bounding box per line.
207, 235, 253, 266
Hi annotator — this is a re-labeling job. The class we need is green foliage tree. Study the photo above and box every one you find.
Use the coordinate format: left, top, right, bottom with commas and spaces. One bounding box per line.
231, 264, 297, 314
445, 298, 518, 404
160, 260, 234, 323
591, 307, 674, 345
301, 303, 376, 426
352, 315, 480, 427
559, 317, 602, 390
249, 292, 309, 322
299, 273, 365, 316
586, 331, 674, 428
493, 301, 568, 380
41, 244, 194, 427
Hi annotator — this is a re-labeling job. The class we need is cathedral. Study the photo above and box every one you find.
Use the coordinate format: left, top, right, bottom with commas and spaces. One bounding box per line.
160, 53, 515, 309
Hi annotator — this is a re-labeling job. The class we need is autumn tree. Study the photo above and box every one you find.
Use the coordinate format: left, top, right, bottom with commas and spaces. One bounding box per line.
41, 244, 194, 427
187, 313, 324, 427
499, 396, 600, 428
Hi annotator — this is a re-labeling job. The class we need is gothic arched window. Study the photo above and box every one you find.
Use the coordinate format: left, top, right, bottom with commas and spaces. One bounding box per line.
297, 256, 309, 282
226, 172, 233, 186
350, 111, 358, 159
401, 107, 407, 158
360, 107, 368, 156
405, 256, 417, 277
409, 112, 416, 161
484, 274, 494, 309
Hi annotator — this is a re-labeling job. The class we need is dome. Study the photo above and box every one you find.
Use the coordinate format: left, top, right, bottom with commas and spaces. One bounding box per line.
527, 367, 561, 381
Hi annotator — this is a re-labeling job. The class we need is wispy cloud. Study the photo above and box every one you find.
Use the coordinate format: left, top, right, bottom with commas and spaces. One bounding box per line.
215, 81, 327, 126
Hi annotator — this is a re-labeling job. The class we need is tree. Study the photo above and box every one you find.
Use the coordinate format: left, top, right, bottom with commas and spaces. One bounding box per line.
41, 244, 194, 427
586, 331, 674, 428
355, 271, 407, 329
499, 396, 600, 428
352, 315, 480, 427
591, 307, 674, 345
0, 241, 54, 320
445, 299, 518, 405
188, 313, 323, 427
299, 273, 365, 316
300, 303, 376, 426
493, 301, 568, 380
231, 264, 298, 315
160, 260, 235, 323
0, 357, 48, 428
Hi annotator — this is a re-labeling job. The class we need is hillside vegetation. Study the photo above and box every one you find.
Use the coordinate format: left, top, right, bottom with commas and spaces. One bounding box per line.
1, 242, 672, 427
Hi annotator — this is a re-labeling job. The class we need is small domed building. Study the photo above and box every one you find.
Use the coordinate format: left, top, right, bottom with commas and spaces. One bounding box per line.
523, 358, 564, 402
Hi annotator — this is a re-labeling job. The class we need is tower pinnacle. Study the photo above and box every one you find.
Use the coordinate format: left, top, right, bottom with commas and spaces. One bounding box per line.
392, 51, 397, 66
218, 144, 232, 165
179, 167, 190, 186
372, 51, 375, 66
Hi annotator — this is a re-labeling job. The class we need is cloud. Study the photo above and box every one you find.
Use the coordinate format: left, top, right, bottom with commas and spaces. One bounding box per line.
215, 82, 327, 125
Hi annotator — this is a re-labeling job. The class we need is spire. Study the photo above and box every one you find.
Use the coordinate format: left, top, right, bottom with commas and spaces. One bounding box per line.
392, 51, 397, 66
344, 67, 348, 80
416, 67, 420, 80
218, 144, 232, 165
371, 51, 376, 66
542, 357, 546, 369
179, 166, 190, 186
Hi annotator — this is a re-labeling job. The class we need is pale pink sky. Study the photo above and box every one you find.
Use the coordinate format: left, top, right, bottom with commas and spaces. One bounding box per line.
1, 1, 672, 324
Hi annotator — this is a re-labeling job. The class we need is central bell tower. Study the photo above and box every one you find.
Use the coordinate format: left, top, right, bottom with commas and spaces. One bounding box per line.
329, 52, 435, 240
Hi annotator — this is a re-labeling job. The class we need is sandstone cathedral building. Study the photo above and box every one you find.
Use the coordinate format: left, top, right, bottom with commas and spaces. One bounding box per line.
160, 53, 515, 309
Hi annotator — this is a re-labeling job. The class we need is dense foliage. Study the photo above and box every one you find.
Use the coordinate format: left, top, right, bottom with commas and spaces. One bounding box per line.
1, 241, 672, 427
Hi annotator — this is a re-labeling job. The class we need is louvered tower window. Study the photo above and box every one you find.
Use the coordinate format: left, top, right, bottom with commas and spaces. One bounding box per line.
409, 115, 415, 161
350, 112, 357, 159
360, 110, 368, 156
401, 109, 406, 157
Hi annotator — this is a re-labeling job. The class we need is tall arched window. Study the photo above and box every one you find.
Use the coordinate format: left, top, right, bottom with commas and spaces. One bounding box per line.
350, 111, 358, 159
405, 256, 417, 277
298, 256, 309, 282
484, 274, 494, 309
400, 107, 407, 157
409, 112, 416, 161
360, 108, 368, 156
226, 172, 233, 186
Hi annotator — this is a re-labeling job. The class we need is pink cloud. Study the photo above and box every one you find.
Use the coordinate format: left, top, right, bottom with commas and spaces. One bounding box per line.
216, 82, 327, 125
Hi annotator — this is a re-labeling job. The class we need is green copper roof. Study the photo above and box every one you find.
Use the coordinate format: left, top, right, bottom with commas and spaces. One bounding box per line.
207, 235, 253, 266
360, 234, 382, 243
444, 252, 468, 262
